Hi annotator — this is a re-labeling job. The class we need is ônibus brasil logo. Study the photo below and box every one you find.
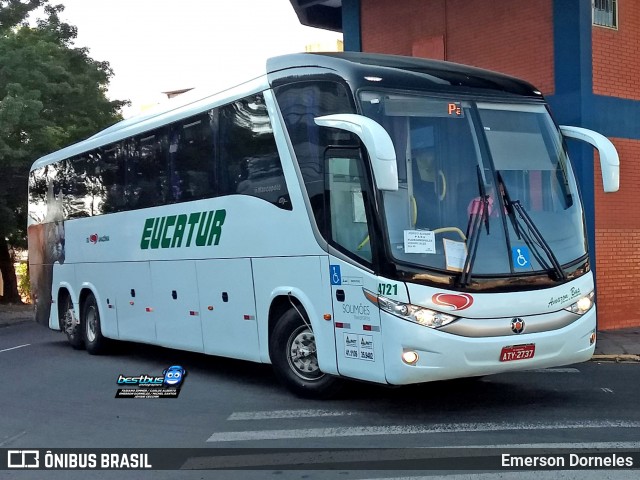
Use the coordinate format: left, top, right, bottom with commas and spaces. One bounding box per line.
432, 293, 474, 311
140, 209, 226, 250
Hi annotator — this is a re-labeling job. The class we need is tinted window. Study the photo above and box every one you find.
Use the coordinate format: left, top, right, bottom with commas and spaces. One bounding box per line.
65, 154, 96, 218
29, 91, 290, 219
219, 93, 291, 209
168, 113, 216, 202
99, 142, 126, 213
129, 130, 168, 208
274, 81, 355, 226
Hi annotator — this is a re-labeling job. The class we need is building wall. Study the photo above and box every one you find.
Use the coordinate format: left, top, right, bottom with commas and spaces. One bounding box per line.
593, 139, 640, 330
361, 0, 555, 94
594, 140, 640, 329
359, 0, 640, 330
592, 1, 640, 100
590, 0, 640, 330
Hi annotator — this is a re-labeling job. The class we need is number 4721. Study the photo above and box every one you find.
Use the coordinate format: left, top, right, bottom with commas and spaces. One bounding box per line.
378, 283, 398, 296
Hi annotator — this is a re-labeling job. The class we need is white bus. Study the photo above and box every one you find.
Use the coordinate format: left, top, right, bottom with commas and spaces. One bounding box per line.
28, 52, 619, 397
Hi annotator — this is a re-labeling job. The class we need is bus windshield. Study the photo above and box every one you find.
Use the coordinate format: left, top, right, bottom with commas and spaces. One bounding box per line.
359, 91, 587, 277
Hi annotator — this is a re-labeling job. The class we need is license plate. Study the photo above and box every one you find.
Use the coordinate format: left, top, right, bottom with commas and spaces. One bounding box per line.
500, 343, 535, 362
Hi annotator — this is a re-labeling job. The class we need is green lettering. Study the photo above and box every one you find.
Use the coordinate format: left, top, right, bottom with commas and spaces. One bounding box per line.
171, 214, 187, 248
150, 217, 165, 249
140, 218, 154, 249
161, 215, 176, 248
185, 212, 201, 247
207, 209, 226, 246
196, 211, 214, 246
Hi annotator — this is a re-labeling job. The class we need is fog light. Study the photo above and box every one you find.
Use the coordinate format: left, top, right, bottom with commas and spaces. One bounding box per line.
590, 331, 596, 346
402, 350, 419, 365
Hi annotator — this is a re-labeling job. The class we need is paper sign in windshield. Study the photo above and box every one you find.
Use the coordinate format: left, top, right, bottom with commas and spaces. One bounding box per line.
404, 230, 436, 254
444, 238, 468, 272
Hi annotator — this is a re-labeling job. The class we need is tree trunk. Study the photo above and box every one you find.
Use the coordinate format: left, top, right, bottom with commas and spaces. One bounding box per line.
0, 237, 22, 304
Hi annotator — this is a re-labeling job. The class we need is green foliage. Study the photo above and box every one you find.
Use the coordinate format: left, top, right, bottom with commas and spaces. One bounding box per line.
15, 261, 30, 302
0, 1, 46, 33
0, 0, 129, 298
1, 2, 125, 236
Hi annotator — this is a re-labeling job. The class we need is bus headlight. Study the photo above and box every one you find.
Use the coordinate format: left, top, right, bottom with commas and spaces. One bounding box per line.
363, 289, 458, 328
564, 291, 595, 315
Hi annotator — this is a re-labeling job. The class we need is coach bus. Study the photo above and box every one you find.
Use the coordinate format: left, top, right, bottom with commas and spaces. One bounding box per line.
28, 52, 619, 397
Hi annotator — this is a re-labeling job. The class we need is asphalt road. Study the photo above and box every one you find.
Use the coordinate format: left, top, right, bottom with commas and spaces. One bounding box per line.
2, 321, 640, 480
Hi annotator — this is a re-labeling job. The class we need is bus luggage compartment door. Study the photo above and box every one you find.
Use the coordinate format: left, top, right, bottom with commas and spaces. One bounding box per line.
114, 261, 156, 343
151, 260, 204, 352
196, 258, 260, 362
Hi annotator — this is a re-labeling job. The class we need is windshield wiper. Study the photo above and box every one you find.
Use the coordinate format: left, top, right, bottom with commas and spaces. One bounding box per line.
497, 172, 567, 281
458, 167, 490, 287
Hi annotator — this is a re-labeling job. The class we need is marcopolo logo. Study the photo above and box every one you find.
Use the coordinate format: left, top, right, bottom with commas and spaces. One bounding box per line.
140, 209, 226, 250
432, 293, 474, 311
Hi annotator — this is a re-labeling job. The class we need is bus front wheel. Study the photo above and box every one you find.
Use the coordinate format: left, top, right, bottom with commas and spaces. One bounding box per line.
83, 293, 108, 355
269, 308, 341, 399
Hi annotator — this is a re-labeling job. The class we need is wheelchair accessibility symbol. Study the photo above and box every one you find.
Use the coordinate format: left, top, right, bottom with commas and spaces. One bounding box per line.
512, 246, 531, 269
330, 265, 342, 285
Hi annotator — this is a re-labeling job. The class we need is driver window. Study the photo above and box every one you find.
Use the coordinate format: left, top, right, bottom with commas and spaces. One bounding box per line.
325, 152, 372, 263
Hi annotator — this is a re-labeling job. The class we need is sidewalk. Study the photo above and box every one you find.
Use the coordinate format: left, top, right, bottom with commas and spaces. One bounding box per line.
0, 304, 33, 328
0, 304, 638, 360
592, 328, 640, 361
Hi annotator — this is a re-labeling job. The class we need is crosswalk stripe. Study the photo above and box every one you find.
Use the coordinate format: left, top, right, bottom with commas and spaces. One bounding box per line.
228, 409, 357, 421
207, 420, 640, 443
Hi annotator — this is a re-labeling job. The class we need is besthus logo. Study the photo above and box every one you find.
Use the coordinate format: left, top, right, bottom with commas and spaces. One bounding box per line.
140, 209, 226, 250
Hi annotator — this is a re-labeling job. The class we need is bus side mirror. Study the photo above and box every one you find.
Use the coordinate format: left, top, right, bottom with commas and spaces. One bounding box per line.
560, 125, 620, 193
314, 114, 399, 191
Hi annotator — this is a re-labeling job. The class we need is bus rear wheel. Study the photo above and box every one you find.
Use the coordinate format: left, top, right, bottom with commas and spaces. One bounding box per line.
61, 295, 83, 350
83, 293, 108, 355
269, 308, 341, 398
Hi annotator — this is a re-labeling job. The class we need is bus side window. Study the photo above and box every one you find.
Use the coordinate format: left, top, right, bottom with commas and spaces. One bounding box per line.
65, 155, 94, 218
130, 130, 167, 208
169, 113, 216, 202
218, 93, 291, 209
325, 150, 373, 263
98, 142, 126, 213
274, 81, 355, 222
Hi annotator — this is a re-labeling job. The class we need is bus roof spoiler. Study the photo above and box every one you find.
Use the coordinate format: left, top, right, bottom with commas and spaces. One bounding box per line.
560, 125, 620, 193
315, 114, 399, 191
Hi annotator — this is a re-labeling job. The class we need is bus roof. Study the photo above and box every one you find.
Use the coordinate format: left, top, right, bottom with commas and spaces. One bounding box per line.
30, 72, 269, 171
267, 52, 542, 98
31, 52, 542, 171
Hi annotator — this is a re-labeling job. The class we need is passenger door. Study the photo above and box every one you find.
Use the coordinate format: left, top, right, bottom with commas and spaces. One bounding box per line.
323, 149, 386, 383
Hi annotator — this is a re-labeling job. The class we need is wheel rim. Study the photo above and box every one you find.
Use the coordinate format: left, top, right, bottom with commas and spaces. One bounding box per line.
85, 305, 97, 343
286, 325, 323, 381
63, 303, 76, 337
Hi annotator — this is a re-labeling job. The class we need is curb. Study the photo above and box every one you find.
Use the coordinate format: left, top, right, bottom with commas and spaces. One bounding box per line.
0, 318, 32, 329
592, 354, 640, 362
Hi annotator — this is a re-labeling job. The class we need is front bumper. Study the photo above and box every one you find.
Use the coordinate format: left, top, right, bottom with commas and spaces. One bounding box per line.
381, 307, 596, 385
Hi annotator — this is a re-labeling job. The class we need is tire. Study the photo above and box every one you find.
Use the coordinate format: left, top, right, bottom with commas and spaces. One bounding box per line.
83, 293, 109, 355
60, 295, 84, 350
269, 308, 342, 398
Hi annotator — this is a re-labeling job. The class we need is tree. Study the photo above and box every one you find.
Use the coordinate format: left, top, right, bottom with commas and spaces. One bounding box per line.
0, 1, 127, 303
